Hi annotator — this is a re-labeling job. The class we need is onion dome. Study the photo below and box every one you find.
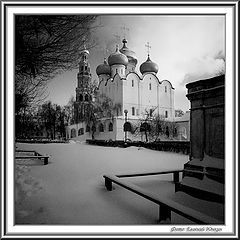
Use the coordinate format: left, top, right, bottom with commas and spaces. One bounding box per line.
140, 55, 159, 74
96, 58, 111, 75
120, 39, 138, 65
108, 45, 128, 66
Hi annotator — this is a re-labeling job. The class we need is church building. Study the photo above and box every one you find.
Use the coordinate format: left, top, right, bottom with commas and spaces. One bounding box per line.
66, 38, 175, 141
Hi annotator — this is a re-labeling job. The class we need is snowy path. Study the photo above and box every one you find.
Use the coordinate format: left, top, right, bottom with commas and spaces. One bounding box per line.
15, 143, 188, 224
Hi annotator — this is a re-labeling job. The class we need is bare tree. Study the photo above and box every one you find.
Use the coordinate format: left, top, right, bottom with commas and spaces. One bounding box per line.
175, 109, 184, 117
15, 15, 98, 114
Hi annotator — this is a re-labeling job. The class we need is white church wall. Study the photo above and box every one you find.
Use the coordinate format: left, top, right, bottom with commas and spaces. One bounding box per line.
123, 73, 139, 116
66, 122, 91, 142
111, 64, 125, 78
98, 77, 109, 97
126, 62, 136, 75
108, 78, 114, 102
140, 74, 159, 114
113, 76, 123, 115
159, 80, 175, 121
93, 119, 117, 141
115, 118, 125, 141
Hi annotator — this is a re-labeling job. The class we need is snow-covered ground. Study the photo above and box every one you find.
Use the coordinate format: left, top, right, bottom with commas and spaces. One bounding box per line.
15, 142, 189, 224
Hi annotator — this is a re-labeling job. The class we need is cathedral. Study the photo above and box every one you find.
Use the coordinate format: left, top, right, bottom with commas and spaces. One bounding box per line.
66, 38, 175, 141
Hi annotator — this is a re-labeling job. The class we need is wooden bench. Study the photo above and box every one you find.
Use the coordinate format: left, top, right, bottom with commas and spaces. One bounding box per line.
15, 150, 49, 165
103, 171, 222, 224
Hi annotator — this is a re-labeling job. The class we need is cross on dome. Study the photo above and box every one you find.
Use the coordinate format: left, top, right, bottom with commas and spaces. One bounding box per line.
113, 33, 121, 44
145, 42, 151, 56
121, 25, 129, 39
99, 46, 110, 58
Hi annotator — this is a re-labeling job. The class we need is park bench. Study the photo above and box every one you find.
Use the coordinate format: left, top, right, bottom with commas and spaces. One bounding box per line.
15, 150, 49, 165
103, 170, 222, 224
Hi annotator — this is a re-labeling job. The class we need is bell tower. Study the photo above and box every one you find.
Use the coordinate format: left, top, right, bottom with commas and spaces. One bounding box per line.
75, 48, 92, 103
74, 45, 93, 123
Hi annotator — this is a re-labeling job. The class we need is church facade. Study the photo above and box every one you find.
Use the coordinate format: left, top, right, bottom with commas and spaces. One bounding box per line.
66, 38, 175, 141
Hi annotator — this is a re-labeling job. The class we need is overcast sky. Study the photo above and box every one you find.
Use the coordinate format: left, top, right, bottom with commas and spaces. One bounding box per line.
47, 15, 225, 112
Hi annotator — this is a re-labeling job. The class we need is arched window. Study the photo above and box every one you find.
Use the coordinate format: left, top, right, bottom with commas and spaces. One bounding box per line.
71, 128, 76, 138
180, 127, 187, 139
108, 122, 113, 132
79, 94, 83, 102
85, 94, 89, 101
140, 122, 151, 132
174, 127, 178, 137
149, 83, 152, 90
78, 128, 84, 136
91, 125, 96, 132
121, 69, 123, 74
132, 107, 135, 116
99, 123, 104, 132
165, 111, 168, 118
132, 80, 134, 87
165, 126, 169, 138
86, 125, 90, 132
123, 122, 132, 132
157, 124, 162, 133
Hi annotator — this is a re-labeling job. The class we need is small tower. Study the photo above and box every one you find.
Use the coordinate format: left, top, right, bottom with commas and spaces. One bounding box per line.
76, 48, 92, 103
120, 38, 138, 74
74, 46, 93, 123
140, 42, 159, 75
108, 45, 128, 78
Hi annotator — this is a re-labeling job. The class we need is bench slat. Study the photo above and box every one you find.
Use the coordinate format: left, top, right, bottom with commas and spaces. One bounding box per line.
15, 156, 49, 159
16, 150, 36, 153
15, 155, 49, 165
116, 170, 183, 178
103, 174, 222, 224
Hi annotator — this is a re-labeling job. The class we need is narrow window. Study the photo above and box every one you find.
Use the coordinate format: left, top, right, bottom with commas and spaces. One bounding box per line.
132, 107, 135, 116
85, 66, 88, 70
99, 123, 104, 132
132, 80, 134, 87
81, 66, 84, 71
86, 125, 90, 132
79, 94, 83, 102
165, 111, 168, 118
85, 94, 89, 101
78, 128, 84, 136
150, 109, 153, 117
109, 122, 113, 132
71, 129, 76, 138
149, 83, 151, 90
166, 126, 169, 138
165, 86, 167, 93
121, 69, 123, 74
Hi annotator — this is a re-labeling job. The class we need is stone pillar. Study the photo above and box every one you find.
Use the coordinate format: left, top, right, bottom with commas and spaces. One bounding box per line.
186, 75, 225, 161
174, 75, 225, 204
